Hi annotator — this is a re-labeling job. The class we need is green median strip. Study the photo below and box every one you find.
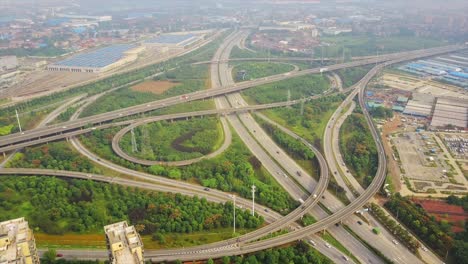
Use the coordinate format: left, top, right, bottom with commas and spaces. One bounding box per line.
320, 230, 361, 264
343, 224, 394, 264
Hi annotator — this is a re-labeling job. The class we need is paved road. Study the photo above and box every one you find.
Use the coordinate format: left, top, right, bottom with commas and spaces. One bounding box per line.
1, 44, 462, 152
213, 30, 383, 263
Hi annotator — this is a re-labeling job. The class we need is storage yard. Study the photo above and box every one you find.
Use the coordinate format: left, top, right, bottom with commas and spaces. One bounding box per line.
391, 130, 468, 195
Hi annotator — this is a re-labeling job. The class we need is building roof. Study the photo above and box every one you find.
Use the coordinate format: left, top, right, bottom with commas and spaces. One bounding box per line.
430, 97, 468, 128
392, 105, 405, 112
403, 100, 433, 117
105, 221, 144, 264
146, 34, 196, 45
397, 96, 408, 103
53, 44, 135, 68
0, 218, 38, 264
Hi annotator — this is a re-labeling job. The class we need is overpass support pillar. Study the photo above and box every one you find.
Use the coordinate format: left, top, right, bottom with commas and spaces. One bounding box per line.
2, 152, 5, 158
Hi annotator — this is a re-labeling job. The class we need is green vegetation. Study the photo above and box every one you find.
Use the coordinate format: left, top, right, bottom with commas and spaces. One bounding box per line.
447, 194, 468, 211
369, 203, 420, 252
56, 105, 80, 123
242, 74, 329, 104
300, 215, 317, 226
321, 231, 360, 263
262, 95, 344, 149
0, 104, 57, 135
384, 194, 468, 263
230, 46, 268, 59
0, 124, 14, 136
336, 66, 372, 88
6, 141, 100, 173
80, 64, 209, 116
81, 130, 297, 213
343, 224, 394, 264
256, 117, 315, 161
316, 35, 446, 58
232, 62, 295, 81
370, 106, 394, 119
120, 117, 222, 161
340, 108, 378, 187
219, 241, 333, 264
0, 176, 263, 236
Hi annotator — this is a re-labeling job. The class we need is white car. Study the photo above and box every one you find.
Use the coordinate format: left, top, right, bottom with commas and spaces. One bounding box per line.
325, 243, 331, 248
309, 240, 316, 246
392, 239, 399, 245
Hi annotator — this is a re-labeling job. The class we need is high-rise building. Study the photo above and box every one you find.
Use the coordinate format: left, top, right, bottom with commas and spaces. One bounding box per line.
0, 217, 40, 264
104, 221, 144, 264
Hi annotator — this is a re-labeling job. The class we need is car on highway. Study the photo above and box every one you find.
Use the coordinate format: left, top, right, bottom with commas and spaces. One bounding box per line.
392, 239, 399, 245
342, 255, 349, 261
357, 220, 363, 225
264, 209, 269, 212
309, 240, 316, 246
296, 171, 302, 176
204, 188, 210, 191
56, 253, 63, 257
422, 246, 428, 252
325, 243, 332, 248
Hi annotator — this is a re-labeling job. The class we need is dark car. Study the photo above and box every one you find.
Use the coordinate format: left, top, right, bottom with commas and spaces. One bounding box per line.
204, 188, 210, 191
357, 221, 363, 225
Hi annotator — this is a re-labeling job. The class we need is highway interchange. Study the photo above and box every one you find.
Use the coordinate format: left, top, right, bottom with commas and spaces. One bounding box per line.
0, 29, 466, 263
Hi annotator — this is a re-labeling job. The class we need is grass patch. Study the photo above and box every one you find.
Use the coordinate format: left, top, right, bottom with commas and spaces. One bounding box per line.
231, 62, 295, 82
242, 74, 329, 104
261, 95, 344, 149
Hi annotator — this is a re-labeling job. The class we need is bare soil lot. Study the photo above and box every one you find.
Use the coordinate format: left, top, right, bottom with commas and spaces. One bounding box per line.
131, 80, 179, 94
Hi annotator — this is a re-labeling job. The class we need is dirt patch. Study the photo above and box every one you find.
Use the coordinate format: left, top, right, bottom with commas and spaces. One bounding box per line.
35, 233, 106, 248
131, 80, 179, 94
412, 198, 468, 232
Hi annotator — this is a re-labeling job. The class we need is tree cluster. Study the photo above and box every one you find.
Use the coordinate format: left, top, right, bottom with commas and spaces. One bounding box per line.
0, 176, 263, 236
384, 194, 468, 263
369, 106, 394, 119
258, 118, 315, 160
81, 130, 297, 213
340, 112, 378, 187
369, 203, 420, 252
7, 142, 97, 174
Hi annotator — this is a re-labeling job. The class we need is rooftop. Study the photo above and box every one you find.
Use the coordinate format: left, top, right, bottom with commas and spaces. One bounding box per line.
104, 221, 144, 264
53, 44, 135, 68
146, 34, 197, 45
0, 218, 38, 264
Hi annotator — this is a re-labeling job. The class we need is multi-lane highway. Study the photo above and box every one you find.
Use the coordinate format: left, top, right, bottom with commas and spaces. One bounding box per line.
0, 31, 464, 263
0, 44, 463, 153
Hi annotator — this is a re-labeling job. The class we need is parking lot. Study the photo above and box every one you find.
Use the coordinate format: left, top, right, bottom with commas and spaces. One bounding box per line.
393, 132, 449, 183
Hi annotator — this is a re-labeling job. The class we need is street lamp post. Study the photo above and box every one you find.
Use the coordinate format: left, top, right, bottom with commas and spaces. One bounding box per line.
251, 185, 256, 216
230, 194, 236, 234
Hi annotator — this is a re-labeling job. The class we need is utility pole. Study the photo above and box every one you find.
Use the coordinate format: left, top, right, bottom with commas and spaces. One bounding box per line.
131, 128, 138, 152
15, 109, 22, 133
300, 98, 305, 116
231, 194, 236, 234
251, 185, 256, 216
